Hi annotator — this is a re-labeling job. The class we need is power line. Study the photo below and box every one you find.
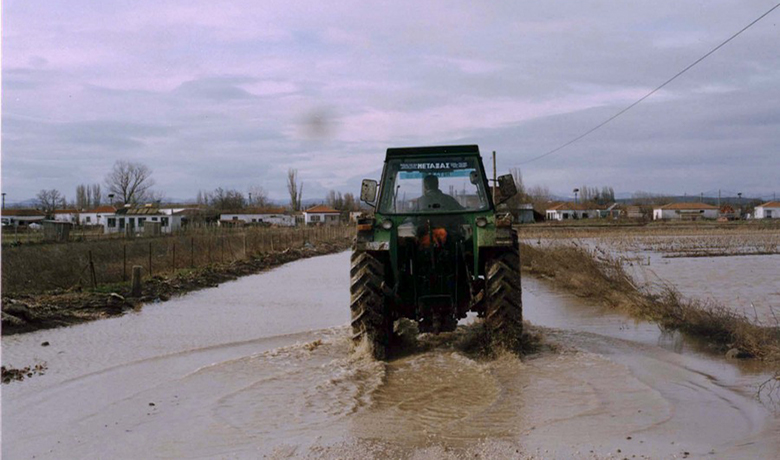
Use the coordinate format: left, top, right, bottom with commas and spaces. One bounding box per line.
519, 2, 780, 165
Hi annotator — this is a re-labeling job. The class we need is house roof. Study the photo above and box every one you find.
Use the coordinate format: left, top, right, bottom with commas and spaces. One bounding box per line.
53, 209, 79, 214
116, 206, 164, 215
2, 209, 46, 217
657, 202, 718, 210
304, 204, 340, 214
757, 201, 780, 208
226, 207, 287, 215
546, 202, 598, 211
86, 205, 117, 213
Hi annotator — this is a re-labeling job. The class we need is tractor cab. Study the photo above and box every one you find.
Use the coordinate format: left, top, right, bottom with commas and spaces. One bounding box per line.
352, 145, 522, 358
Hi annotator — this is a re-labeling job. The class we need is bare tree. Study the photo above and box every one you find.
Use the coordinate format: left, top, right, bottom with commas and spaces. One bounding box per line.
90, 184, 102, 207
210, 187, 245, 210
146, 189, 167, 204
36, 189, 63, 216
247, 185, 269, 208
504, 168, 528, 208
76, 184, 88, 209
326, 190, 344, 210
287, 169, 303, 211
342, 192, 358, 211
527, 185, 552, 212
105, 160, 155, 204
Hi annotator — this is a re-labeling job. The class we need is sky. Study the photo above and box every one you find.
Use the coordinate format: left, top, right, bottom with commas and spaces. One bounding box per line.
2, 0, 779, 205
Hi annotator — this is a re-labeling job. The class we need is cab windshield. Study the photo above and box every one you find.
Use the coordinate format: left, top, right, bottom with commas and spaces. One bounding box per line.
378, 156, 490, 214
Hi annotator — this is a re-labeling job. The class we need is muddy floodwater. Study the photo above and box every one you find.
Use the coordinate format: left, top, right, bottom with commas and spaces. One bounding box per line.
3, 252, 779, 459
526, 235, 780, 325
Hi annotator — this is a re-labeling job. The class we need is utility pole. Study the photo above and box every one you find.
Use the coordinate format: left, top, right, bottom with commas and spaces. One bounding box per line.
700, 192, 703, 203
1, 193, 5, 210
492, 151, 497, 205
738, 192, 742, 218
718, 189, 721, 208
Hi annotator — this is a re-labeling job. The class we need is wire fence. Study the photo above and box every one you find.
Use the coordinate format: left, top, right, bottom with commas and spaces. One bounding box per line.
2, 225, 353, 295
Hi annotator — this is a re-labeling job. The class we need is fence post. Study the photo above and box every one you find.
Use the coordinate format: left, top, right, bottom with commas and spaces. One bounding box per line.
149, 242, 153, 277
88, 250, 97, 289
123, 244, 127, 282
190, 237, 194, 268
244, 233, 247, 258
172, 242, 176, 271
221, 237, 224, 263
131, 266, 143, 297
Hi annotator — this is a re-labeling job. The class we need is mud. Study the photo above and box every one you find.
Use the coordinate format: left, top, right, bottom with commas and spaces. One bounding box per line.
1, 239, 351, 336
3, 252, 779, 459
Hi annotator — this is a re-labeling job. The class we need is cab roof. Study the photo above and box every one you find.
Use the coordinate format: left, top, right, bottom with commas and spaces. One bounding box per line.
385, 145, 480, 159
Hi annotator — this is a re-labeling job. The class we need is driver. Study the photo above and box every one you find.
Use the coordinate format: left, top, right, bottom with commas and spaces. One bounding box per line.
415, 175, 464, 212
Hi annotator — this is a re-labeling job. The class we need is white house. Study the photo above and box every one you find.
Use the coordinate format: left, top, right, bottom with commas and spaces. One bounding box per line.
545, 203, 601, 221
79, 206, 117, 226
652, 202, 719, 220
53, 209, 79, 224
103, 205, 183, 234
303, 205, 341, 225
219, 207, 295, 226
1, 209, 45, 227
754, 201, 780, 219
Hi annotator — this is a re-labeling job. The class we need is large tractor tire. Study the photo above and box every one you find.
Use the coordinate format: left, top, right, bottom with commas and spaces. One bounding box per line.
485, 246, 523, 351
350, 251, 391, 360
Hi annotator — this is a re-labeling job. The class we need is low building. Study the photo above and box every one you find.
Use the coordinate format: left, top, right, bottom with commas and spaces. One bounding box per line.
79, 206, 117, 226
53, 209, 79, 224
652, 202, 719, 220
719, 205, 738, 220
624, 206, 645, 219
303, 205, 341, 225
499, 203, 538, 224
545, 203, 601, 221
754, 201, 780, 219
42, 220, 73, 242
219, 207, 295, 226
103, 204, 183, 234
1, 209, 46, 227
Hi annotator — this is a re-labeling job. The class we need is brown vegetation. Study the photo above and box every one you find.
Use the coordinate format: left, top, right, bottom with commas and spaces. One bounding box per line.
2, 231, 353, 335
520, 242, 780, 362
3, 226, 352, 295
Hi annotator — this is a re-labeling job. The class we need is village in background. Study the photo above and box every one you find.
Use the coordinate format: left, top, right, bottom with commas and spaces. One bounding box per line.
2, 159, 779, 243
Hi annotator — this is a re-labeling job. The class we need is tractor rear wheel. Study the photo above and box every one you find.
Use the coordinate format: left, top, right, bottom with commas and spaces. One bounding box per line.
350, 251, 391, 360
485, 246, 523, 351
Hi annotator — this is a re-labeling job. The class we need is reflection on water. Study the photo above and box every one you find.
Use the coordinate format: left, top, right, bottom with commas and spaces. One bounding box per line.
524, 235, 780, 324
2, 251, 778, 459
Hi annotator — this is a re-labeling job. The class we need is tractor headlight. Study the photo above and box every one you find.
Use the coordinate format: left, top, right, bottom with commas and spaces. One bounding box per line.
475, 217, 488, 228
381, 219, 394, 230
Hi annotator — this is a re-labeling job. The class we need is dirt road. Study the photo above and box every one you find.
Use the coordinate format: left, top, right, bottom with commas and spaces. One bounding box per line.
2, 252, 778, 459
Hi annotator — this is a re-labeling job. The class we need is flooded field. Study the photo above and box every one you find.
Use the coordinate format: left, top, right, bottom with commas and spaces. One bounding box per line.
521, 230, 780, 325
3, 251, 779, 459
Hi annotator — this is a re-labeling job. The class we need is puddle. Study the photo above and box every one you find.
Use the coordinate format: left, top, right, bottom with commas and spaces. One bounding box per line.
3, 251, 778, 458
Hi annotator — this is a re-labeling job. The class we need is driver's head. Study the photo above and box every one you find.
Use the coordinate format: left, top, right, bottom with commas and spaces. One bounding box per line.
423, 174, 439, 192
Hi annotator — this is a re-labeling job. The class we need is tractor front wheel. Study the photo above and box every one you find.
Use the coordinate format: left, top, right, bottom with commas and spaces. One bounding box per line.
350, 251, 392, 360
485, 247, 523, 351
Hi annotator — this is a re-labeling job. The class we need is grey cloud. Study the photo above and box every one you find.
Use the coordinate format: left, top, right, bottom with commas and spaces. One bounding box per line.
2, 0, 778, 201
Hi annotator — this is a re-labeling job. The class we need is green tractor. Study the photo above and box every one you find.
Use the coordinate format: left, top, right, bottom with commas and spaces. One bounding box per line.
351, 145, 522, 359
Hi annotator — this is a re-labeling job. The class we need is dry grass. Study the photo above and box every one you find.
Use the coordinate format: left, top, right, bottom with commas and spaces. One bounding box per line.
2, 226, 353, 295
520, 242, 780, 362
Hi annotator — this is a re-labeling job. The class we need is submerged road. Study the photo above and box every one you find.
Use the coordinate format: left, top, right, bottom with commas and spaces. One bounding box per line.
2, 251, 778, 459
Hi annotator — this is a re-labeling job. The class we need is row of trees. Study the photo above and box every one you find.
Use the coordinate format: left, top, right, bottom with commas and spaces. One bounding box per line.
36, 160, 158, 213
578, 185, 616, 205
